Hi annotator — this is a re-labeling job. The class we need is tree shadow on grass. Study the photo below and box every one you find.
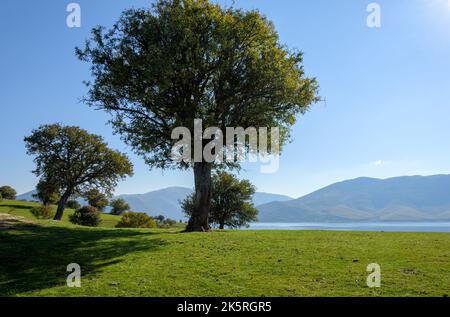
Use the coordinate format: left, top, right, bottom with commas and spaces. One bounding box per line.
0, 224, 166, 296
0, 203, 34, 211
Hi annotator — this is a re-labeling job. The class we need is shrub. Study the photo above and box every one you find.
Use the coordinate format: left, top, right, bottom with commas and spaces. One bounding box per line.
157, 218, 177, 228
30, 205, 54, 219
0, 185, 17, 200
66, 200, 81, 210
116, 212, 157, 229
69, 206, 101, 227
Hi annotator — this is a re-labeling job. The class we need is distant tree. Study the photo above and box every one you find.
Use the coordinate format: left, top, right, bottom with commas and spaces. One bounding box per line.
182, 171, 258, 229
84, 188, 109, 211
110, 198, 130, 215
24, 124, 133, 220
66, 200, 81, 210
154, 215, 165, 223
77, 0, 319, 231
0, 186, 17, 200
0, 192, 2, 200
116, 212, 157, 228
33, 179, 60, 206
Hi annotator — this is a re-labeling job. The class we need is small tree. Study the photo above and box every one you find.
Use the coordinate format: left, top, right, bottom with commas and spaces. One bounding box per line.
110, 198, 130, 215
77, 0, 319, 231
66, 200, 81, 210
154, 215, 165, 223
24, 124, 133, 220
33, 179, 60, 206
0, 186, 17, 200
84, 188, 109, 211
182, 171, 258, 229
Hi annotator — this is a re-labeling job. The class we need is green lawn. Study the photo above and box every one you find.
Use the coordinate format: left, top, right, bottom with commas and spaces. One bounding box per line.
0, 200, 449, 297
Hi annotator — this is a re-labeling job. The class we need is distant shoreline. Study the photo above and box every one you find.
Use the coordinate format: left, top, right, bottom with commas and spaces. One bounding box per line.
246, 222, 450, 233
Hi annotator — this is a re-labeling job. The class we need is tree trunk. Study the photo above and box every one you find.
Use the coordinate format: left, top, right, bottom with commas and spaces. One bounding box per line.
185, 162, 212, 232
54, 191, 71, 220
219, 222, 225, 230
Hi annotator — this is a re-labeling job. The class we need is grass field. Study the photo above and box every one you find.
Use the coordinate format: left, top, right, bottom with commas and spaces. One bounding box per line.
0, 200, 449, 297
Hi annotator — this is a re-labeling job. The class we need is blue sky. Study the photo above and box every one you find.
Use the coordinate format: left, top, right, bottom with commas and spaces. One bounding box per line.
1, 0, 450, 198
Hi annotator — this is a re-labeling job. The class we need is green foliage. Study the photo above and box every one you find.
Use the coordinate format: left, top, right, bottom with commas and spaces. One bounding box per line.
0, 192, 2, 200
33, 179, 60, 206
77, 0, 319, 170
182, 171, 258, 229
66, 200, 81, 210
69, 206, 102, 227
115, 212, 157, 229
24, 124, 133, 219
110, 198, 130, 215
84, 189, 109, 211
30, 205, 54, 219
0, 186, 17, 200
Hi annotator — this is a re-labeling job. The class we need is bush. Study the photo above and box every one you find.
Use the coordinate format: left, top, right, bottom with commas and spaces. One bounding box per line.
30, 205, 54, 219
116, 212, 157, 229
157, 218, 177, 228
69, 206, 101, 227
66, 200, 81, 210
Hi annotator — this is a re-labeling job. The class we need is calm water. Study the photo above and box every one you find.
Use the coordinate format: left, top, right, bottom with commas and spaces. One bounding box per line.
247, 222, 450, 232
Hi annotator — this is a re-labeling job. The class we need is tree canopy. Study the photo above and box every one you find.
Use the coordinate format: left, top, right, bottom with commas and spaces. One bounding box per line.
77, 0, 319, 231
182, 171, 258, 229
84, 188, 109, 211
0, 186, 17, 200
24, 124, 133, 220
110, 198, 131, 215
33, 178, 60, 206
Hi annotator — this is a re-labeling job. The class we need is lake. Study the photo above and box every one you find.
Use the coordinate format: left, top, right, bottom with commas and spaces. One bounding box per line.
247, 222, 450, 232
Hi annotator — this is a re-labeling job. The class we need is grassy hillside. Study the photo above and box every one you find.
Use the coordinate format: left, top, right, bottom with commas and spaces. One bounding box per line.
0, 200, 449, 297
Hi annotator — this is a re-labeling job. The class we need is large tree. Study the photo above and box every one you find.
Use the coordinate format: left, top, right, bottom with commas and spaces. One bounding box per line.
77, 0, 319, 231
182, 171, 258, 229
24, 124, 133, 220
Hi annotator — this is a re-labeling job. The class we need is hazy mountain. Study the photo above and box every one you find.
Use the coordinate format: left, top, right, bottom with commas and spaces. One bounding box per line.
16, 190, 38, 202
116, 187, 193, 220
17, 187, 292, 221
257, 175, 450, 222
252, 192, 292, 206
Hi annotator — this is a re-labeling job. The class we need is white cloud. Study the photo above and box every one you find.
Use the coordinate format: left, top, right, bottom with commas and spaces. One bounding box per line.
373, 160, 391, 166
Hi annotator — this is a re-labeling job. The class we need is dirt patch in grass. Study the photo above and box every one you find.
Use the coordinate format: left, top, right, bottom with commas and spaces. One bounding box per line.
0, 213, 37, 230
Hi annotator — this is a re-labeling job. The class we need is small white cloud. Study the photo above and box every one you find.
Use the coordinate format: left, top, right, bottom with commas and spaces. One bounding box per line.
373, 160, 392, 166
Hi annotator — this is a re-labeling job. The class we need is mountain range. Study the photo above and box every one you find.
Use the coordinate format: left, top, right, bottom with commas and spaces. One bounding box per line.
17, 187, 292, 221
257, 175, 450, 222
16, 174, 450, 222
